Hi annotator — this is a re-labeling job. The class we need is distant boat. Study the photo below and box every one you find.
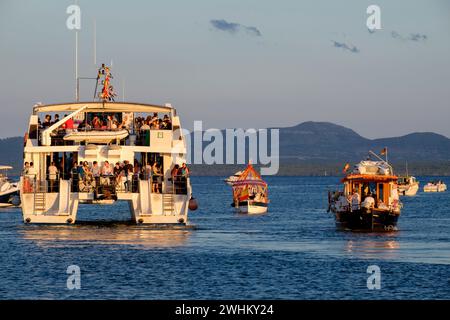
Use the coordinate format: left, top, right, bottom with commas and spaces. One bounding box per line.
224, 170, 243, 185
423, 181, 447, 192
0, 165, 20, 207
398, 176, 419, 196
230, 164, 269, 214
397, 162, 419, 196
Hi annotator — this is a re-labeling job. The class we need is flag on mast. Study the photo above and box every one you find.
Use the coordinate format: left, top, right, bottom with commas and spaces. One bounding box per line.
380, 147, 387, 156
343, 163, 350, 173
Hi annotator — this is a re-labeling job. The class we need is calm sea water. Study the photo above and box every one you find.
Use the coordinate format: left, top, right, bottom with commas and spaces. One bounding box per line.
0, 176, 449, 299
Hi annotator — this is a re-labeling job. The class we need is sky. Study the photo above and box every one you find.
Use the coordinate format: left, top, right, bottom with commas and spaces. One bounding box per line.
0, 0, 449, 139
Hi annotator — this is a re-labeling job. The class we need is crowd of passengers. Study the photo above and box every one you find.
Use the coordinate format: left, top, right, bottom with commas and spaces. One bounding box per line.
23, 160, 190, 194
38, 112, 172, 134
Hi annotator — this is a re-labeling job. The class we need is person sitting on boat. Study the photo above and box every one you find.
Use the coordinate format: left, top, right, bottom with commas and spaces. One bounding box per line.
361, 193, 375, 210
351, 191, 360, 211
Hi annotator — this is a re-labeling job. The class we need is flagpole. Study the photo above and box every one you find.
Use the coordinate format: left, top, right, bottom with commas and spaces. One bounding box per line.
75, 29, 79, 101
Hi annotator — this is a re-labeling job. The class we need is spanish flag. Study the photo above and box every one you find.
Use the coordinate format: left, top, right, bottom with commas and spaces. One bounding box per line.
343, 163, 350, 173
381, 147, 387, 155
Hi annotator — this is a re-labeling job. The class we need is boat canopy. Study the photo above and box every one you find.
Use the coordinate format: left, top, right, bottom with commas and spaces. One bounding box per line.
342, 174, 398, 183
232, 163, 267, 187
33, 102, 173, 114
0, 166, 13, 170
232, 164, 268, 202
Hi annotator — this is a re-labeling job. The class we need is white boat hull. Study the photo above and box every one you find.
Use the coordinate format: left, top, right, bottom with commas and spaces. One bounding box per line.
398, 183, 419, 196
424, 184, 447, 192
236, 201, 268, 214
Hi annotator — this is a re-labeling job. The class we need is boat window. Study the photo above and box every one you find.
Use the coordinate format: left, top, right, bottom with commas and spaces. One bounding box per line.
378, 183, 384, 203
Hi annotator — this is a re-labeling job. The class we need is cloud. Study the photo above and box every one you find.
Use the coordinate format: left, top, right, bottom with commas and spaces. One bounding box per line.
332, 40, 360, 53
391, 31, 428, 42
210, 19, 262, 37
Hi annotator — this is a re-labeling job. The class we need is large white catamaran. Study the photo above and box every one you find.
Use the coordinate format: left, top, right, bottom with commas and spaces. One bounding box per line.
20, 65, 196, 224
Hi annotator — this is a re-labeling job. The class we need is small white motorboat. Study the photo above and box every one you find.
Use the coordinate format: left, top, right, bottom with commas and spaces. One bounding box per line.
64, 129, 129, 144
398, 176, 419, 196
424, 181, 447, 192
0, 166, 20, 207
224, 170, 243, 185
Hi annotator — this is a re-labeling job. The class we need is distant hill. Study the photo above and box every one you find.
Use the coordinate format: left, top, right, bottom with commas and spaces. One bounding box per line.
278, 121, 450, 162
0, 137, 23, 174
2, 122, 450, 175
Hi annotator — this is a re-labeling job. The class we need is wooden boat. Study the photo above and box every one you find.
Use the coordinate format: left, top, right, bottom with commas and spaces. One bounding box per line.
63, 129, 129, 144
328, 152, 401, 231
231, 164, 268, 214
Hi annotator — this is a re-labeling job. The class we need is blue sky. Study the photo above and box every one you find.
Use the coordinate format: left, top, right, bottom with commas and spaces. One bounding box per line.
0, 0, 449, 138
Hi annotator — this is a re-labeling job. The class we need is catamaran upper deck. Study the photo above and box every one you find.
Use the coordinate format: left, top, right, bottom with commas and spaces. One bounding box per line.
25, 101, 186, 154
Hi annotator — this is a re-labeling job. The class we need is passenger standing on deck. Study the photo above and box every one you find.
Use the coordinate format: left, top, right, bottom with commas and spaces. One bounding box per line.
22, 162, 30, 175
179, 163, 189, 194
124, 160, 134, 192
64, 115, 74, 134
170, 164, 180, 193
151, 162, 162, 193
92, 161, 101, 187
145, 162, 152, 179
71, 162, 79, 192
48, 162, 58, 192
42, 115, 52, 129
351, 191, 360, 211
361, 193, 375, 210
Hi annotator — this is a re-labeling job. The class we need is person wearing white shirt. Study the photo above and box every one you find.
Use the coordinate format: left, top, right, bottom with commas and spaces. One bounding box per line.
48, 162, 58, 192
361, 194, 375, 210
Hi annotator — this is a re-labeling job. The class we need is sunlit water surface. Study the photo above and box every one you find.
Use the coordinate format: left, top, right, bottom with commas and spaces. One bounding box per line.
0, 176, 449, 299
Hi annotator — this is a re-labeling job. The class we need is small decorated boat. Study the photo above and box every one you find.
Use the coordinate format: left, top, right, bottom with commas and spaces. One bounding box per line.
230, 163, 268, 214
328, 150, 402, 231
423, 181, 447, 192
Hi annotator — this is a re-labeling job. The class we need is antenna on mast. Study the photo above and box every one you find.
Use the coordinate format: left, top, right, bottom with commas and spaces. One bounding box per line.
93, 18, 97, 66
